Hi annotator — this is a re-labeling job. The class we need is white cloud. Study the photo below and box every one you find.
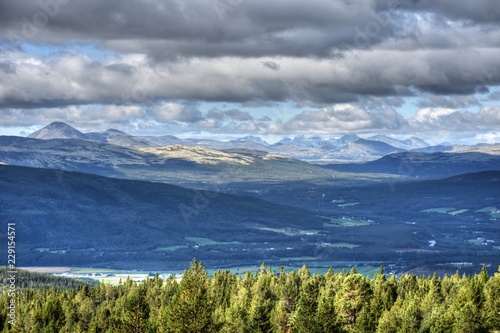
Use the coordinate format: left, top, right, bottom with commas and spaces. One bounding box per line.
284, 104, 408, 133
410, 106, 500, 131
149, 103, 202, 123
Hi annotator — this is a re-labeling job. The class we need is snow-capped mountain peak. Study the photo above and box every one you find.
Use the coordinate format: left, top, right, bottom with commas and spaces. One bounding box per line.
231, 136, 269, 146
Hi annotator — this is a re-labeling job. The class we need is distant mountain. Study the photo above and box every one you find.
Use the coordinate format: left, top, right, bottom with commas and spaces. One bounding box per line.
330, 139, 404, 161
26, 122, 495, 164
368, 135, 429, 149
403, 137, 429, 149
0, 136, 334, 186
451, 143, 500, 155
102, 129, 152, 147
285, 135, 324, 148
411, 145, 455, 153
28, 122, 87, 140
278, 134, 361, 148
334, 134, 361, 146
231, 135, 269, 146
321, 149, 500, 178
272, 137, 292, 146
140, 134, 184, 146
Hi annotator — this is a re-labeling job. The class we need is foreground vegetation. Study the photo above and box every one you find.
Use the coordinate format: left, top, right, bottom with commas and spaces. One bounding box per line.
1, 261, 500, 333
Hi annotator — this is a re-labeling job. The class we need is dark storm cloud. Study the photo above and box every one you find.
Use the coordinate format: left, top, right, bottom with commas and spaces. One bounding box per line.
0, 0, 398, 58
205, 108, 253, 122
1, 0, 498, 59
0, 0, 499, 109
224, 109, 254, 121
1, 46, 500, 108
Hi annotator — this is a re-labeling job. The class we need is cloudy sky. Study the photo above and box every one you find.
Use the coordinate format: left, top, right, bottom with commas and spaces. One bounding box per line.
1, 0, 499, 144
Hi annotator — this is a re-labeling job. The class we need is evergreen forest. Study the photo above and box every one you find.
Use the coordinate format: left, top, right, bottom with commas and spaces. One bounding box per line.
1, 261, 500, 332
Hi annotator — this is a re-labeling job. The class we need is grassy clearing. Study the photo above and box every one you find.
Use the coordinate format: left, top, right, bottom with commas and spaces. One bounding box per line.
322, 243, 361, 249
468, 239, 485, 246
70, 267, 128, 274
255, 227, 320, 236
19, 267, 71, 274
421, 207, 456, 214
338, 202, 360, 208
154, 246, 188, 252
34, 248, 67, 254
475, 206, 500, 218
63, 261, 385, 283
449, 209, 469, 215
319, 216, 370, 227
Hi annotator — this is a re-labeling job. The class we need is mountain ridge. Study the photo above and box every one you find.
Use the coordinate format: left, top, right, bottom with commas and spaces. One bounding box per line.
23, 122, 498, 163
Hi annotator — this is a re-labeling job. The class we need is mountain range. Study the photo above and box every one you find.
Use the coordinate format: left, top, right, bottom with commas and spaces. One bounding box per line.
26, 122, 436, 162
0, 135, 337, 186
0, 122, 492, 185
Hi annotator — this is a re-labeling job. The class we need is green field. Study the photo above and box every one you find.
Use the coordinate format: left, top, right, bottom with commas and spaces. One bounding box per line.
468, 239, 485, 246
337, 202, 360, 208
421, 207, 456, 214
322, 243, 361, 249
34, 248, 67, 254
449, 209, 469, 215
64, 260, 385, 284
154, 245, 188, 252
254, 227, 320, 236
319, 216, 371, 227
421, 207, 468, 216
476, 206, 500, 219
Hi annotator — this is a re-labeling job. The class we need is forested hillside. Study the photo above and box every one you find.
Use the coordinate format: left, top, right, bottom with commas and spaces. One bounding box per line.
1, 261, 499, 332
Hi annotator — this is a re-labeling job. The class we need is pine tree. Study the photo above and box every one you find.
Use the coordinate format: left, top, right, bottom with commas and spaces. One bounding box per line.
335, 273, 372, 331
163, 259, 214, 333
292, 275, 323, 333
316, 281, 341, 333
248, 267, 276, 333
483, 266, 500, 331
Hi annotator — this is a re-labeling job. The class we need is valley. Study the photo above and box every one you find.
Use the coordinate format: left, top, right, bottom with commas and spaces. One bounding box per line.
0, 122, 499, 277
1, 162, 498, 276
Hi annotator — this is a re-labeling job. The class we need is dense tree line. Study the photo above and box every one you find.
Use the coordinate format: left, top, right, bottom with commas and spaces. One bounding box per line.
0, 268, 97, 290
1, 261, 500, 332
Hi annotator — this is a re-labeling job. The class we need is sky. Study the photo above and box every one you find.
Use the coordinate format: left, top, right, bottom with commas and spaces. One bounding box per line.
0, 0, 499, 144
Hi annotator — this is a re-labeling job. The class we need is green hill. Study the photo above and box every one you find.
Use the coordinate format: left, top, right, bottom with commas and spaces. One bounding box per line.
0, 165, 324, 269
